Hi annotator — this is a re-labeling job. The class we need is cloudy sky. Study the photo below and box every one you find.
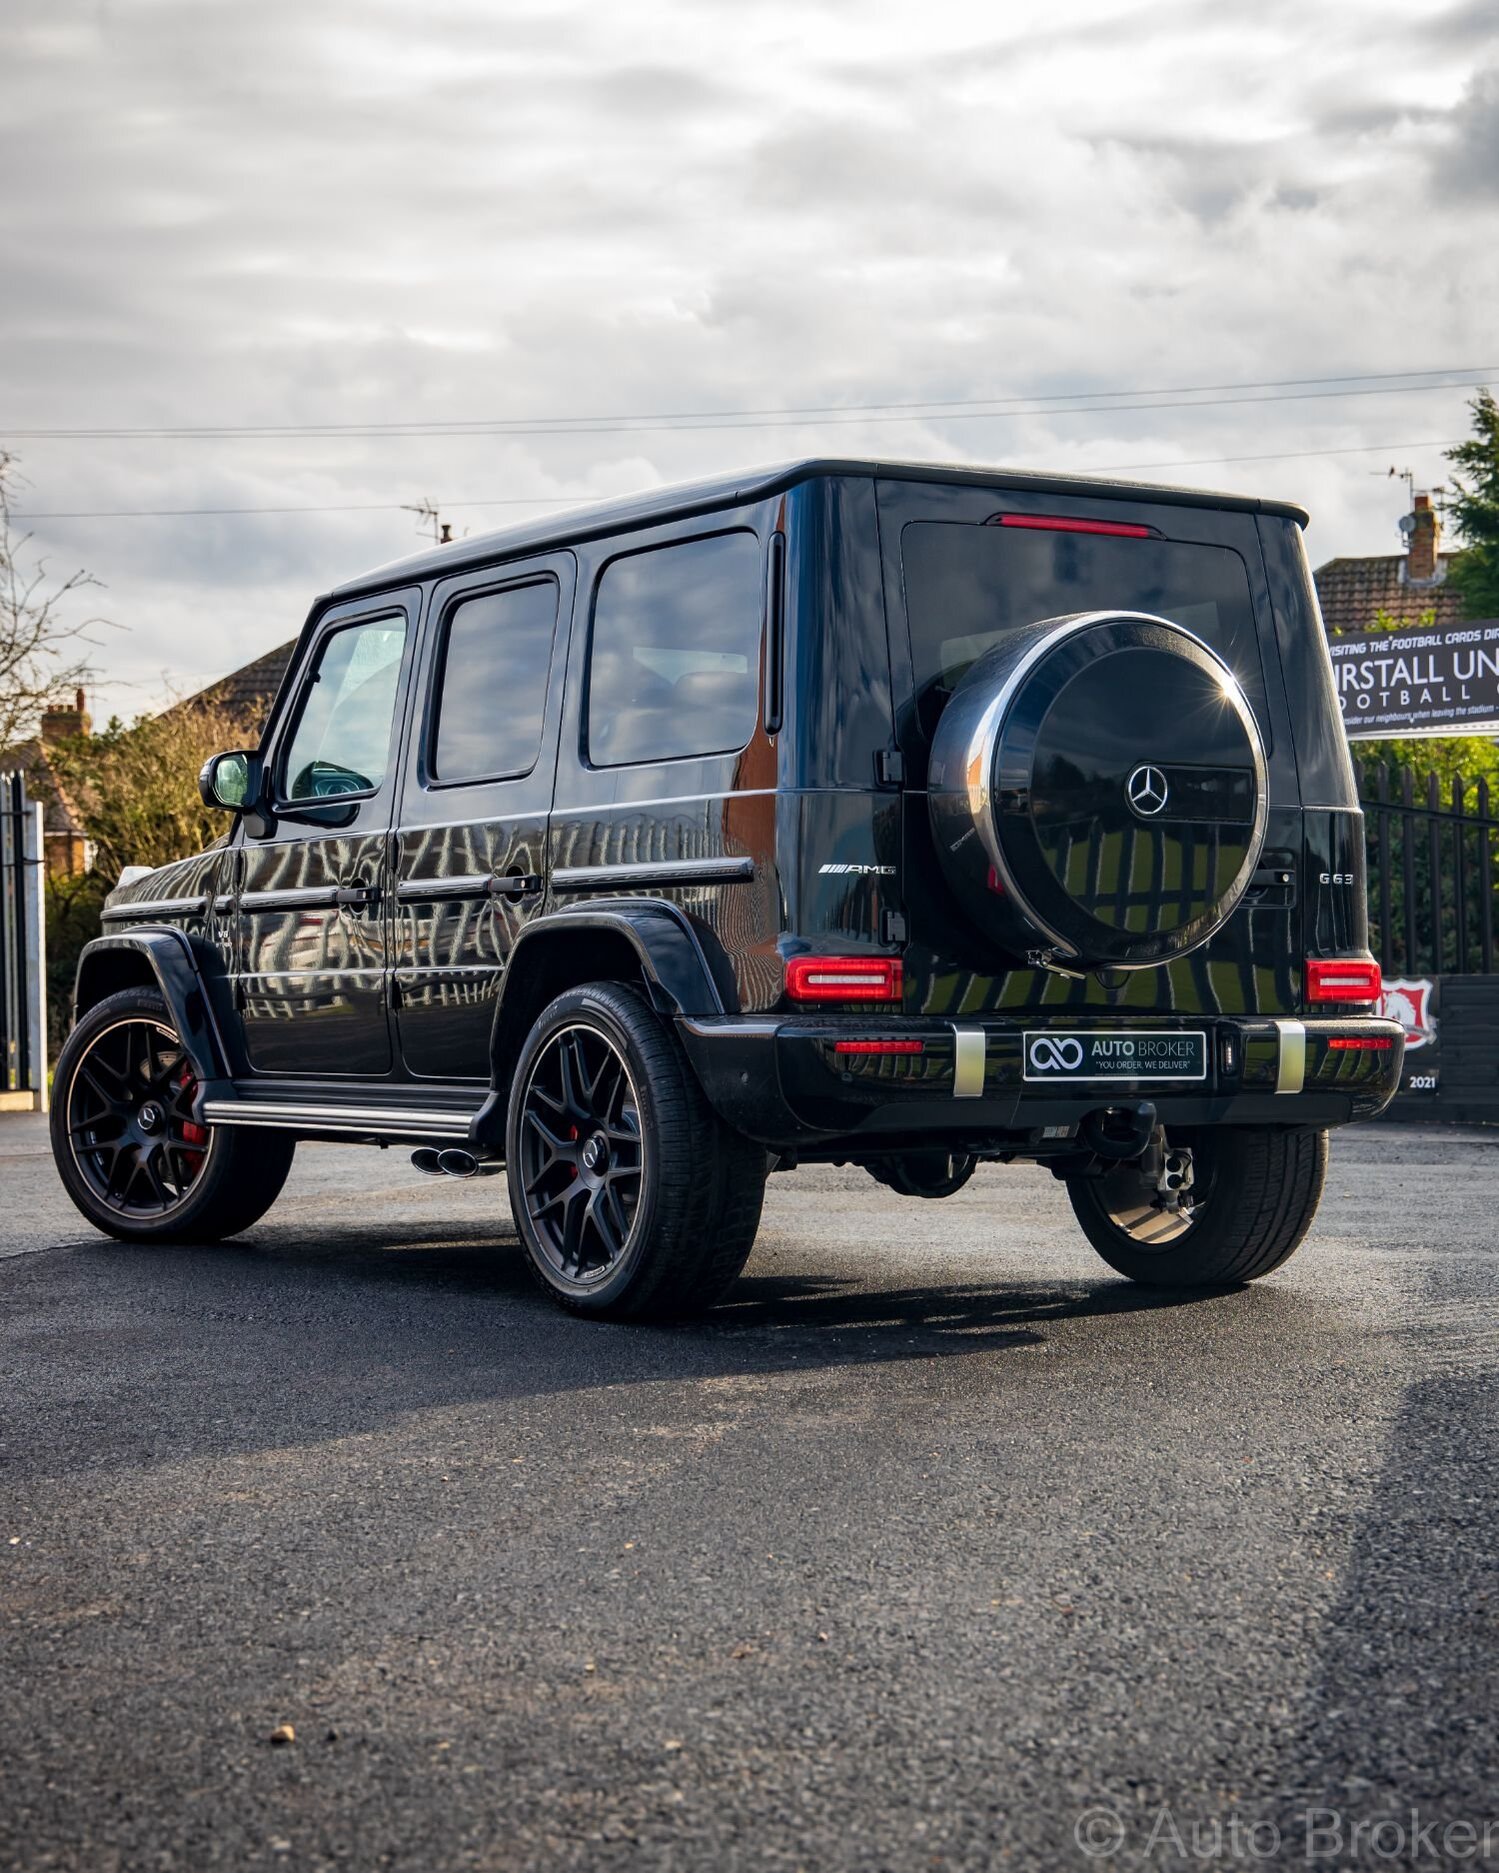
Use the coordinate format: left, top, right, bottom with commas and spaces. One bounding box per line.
2, 0, 1497, 722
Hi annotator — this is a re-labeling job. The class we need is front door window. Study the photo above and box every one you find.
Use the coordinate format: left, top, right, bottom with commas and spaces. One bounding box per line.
280, 617, 407, 802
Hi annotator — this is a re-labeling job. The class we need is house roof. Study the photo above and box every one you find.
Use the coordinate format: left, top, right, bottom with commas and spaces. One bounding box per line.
0, 738, 85, 839
1313, 552, 1466, 635
329, 456, 1311, 599
188, 640, 298, 716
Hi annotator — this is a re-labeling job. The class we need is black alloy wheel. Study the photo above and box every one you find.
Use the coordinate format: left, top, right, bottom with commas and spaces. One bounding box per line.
516, 1020, 645, 1286
65, 1014, 213, 1217
505, 982, 768, 1319
50, 986, 297, 1244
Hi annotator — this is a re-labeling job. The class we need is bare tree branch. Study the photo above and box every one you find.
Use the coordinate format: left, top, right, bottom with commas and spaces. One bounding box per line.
0, 450, 116, 752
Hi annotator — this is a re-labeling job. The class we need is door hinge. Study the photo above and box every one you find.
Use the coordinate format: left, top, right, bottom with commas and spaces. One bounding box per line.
876, 750, 904, 786
881, 908, 908, 945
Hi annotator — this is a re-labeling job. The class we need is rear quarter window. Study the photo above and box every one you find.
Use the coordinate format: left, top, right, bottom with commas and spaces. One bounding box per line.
901, 521, 1271, 746
586, 530, 762, 768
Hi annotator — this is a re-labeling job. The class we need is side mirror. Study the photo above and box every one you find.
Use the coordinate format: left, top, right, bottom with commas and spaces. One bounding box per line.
199, 749, 262, 813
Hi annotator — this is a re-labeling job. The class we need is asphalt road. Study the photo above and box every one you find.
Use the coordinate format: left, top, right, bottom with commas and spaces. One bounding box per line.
2, 1114, 1495, 1872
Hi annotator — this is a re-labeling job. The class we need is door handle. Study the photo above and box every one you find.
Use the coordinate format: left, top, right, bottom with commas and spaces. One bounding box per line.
334, 884, 382, 909
488, 873, 543, 900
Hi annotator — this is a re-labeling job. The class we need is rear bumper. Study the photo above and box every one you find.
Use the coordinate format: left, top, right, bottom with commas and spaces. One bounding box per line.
677, 1013, 1404, 1154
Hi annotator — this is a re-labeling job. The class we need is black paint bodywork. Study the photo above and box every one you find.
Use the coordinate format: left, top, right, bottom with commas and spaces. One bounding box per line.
84, 457, 1401, 1155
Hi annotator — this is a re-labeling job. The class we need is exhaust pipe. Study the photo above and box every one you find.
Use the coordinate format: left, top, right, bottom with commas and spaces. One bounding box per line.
437, 1148, 503, 1178
412, 1146, 503, 1178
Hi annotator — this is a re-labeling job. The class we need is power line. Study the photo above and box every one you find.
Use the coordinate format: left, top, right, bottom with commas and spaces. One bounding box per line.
11, 495, 586, 520
3, 365, 1491, 444
1095, 438, 1463, 474
10, 438, 1465, 522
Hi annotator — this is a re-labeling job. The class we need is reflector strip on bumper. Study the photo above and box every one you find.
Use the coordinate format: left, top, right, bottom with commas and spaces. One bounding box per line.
953, 1027, 986, 1098
1275, 1020, 1307, 1095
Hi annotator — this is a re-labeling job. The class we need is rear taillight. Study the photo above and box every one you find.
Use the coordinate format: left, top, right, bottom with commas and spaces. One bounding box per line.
785, 956, 903, 1003
1306, 958, 1383, 1005
832, 1038, 924, 1055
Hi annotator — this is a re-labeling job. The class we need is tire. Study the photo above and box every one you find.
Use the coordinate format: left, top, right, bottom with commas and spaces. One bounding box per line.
51, 987, 295, 1244
505, 981, 767, 1319
1067, 1124, 1328, 1287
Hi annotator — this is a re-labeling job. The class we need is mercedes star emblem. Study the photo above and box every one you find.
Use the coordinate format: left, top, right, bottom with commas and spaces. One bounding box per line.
1127, 764, 1169, 816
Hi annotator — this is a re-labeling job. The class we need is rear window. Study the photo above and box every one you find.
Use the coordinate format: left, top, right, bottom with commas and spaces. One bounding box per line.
587, 531, 762, 767
901, 521, 1269, 741
430, 577, 559, 784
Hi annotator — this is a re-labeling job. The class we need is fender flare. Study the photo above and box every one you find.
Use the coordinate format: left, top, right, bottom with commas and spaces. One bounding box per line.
469, 900, 735, 1150
73, 928, 232, 1091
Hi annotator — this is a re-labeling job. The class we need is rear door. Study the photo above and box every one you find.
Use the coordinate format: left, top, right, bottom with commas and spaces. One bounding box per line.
545, 517, 783, 1014
391, 553, 575, 1080
875, 477, 1302, 1018
235, 592, 418, 1076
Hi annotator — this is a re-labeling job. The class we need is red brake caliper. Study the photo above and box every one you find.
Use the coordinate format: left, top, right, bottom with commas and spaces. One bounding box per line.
177, 1066, 207, 1174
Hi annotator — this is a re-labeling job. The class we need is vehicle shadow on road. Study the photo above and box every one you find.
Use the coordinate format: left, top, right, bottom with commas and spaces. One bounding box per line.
15, 1196, 1304, 1477
142, 1211, 1239, 1353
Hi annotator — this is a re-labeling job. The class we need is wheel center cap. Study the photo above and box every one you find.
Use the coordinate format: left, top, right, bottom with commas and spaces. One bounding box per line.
137, 1101, 163, 1135
581, 1134, 608, 1174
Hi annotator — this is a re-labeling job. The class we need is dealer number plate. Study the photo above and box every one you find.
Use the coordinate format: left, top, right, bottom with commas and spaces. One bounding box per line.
1022, 1030, 1208, 1083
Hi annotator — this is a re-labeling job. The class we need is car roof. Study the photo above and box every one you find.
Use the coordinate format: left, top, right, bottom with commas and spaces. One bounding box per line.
329, 455, 1309, 598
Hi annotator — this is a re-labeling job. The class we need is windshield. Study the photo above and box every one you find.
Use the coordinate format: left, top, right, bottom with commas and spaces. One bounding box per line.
901, 521, 1269, 743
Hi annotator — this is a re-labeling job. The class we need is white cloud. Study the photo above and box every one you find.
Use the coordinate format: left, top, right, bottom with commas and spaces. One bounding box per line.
0, 0, 1496, 716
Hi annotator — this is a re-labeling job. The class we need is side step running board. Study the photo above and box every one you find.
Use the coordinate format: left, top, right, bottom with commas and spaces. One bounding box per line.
200, 1098, 481, 1142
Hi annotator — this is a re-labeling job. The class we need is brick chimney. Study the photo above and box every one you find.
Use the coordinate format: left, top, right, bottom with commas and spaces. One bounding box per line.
1403, 491, 1443, 586
40, 687, 91, 745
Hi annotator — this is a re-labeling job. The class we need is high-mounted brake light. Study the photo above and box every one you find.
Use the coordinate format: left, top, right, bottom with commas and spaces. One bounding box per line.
832, 1038, 924, 1055
989, 513, 1154, 539
786, 956, 903, 1003
1306, 958, 1383, 1005
1327, 1037, 1393, 1051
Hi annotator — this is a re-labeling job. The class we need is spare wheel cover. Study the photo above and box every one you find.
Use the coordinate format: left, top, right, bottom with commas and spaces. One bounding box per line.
927, 610, 1268, 969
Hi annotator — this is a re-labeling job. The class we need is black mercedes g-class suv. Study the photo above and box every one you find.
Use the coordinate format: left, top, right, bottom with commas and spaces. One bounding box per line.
52, 458, 1403, 1316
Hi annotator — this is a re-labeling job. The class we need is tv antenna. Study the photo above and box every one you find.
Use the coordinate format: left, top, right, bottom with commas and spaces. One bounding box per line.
400, 497, 453, 545
1384, 465, 1415, 508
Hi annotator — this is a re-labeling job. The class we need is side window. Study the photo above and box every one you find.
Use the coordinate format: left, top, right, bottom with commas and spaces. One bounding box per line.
280, 615, 407, 802
587, 531, 762, 768
430, 578, 560, 784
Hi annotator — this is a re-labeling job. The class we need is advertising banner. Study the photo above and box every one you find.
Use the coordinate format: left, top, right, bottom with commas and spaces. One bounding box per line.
1327, 620, 1499, 739
1381, 976, 1439, 1098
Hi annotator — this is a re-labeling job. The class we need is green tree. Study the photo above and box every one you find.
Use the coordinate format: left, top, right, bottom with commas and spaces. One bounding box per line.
1355, 736, 1499, 797
1444, 388, 1499, 621
47, 694, 261, 880
42, 695, 263, 1052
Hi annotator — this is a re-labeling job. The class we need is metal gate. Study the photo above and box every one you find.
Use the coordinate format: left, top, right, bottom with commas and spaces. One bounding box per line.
1360, 760, 1499, 1116
0, 769, 48, 1109
1361, 761, 1499, 978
